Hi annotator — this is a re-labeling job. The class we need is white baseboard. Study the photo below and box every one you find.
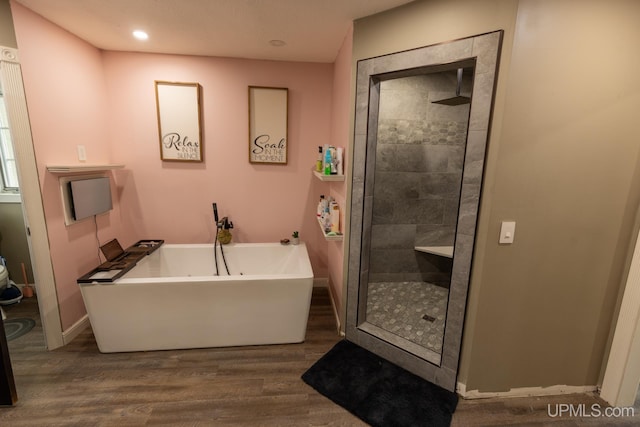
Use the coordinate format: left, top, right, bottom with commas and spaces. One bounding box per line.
456, 381, 598, 399
314, 277, 342, 334
327, 282, 342, 335
62, 314, 90, 345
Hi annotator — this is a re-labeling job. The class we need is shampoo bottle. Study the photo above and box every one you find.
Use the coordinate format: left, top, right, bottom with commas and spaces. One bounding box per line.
337, 147, 343, 175
324, 146, 332, 175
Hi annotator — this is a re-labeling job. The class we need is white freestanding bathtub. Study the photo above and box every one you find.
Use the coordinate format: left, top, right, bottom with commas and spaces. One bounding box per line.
78, 243, 314, 353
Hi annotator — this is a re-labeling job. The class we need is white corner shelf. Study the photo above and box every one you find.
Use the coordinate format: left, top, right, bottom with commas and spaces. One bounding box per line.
313, 168, 344, 241
414, 246, 454, 258
47, 164, 125, 174
313, 170, 345, 182
317, 218, 343, 241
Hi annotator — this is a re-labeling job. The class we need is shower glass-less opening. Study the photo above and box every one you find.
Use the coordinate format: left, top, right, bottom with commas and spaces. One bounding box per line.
364, 65, 474, 366
346, 31, 503, 392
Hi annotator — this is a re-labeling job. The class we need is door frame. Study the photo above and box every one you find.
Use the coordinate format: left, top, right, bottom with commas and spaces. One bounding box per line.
1, 46, 63, 351
600, 226, 640, 407
345, 31, 503, 392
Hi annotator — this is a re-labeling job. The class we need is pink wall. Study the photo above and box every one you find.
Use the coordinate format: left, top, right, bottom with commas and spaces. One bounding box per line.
12, 2, 335, 330
11, 1, 127, 329
327, 26, 353, 317
102, 52, 333, 270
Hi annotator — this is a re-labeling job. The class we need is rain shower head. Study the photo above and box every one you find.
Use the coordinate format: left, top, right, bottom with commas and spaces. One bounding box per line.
432, 68, 471, 106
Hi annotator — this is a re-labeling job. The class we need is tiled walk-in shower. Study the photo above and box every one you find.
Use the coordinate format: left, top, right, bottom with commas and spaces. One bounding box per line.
366, 281, 448, 353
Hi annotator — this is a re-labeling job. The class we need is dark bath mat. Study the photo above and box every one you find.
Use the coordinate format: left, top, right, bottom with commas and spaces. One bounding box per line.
302, 340, 458, 427
4, 318, 36, 341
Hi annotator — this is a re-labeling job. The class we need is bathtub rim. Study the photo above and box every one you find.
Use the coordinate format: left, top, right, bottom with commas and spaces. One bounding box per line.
79, 241, 314, 286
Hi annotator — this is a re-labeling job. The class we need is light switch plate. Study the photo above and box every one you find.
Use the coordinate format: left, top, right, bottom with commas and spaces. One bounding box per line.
77, 145, 87, 162
499, 221, 516, 244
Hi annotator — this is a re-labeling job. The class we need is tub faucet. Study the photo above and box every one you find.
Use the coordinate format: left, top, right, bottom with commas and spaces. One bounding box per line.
218, 217, 233, 230
212, 203, 233, 230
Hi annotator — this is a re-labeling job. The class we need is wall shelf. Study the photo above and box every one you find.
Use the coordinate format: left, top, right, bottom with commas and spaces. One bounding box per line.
414, 246, 454, 258
317, 218, 343, 241
313, 170, 345, 182
47, 164, 125, 174
313, 168, 344, 241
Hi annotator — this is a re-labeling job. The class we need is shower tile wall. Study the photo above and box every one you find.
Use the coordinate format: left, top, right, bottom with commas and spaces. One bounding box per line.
369, 73, 470, 287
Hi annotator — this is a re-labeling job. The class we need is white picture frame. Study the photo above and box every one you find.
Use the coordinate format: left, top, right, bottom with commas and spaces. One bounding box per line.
155, 81, 203, 162
248, 86, 288, 164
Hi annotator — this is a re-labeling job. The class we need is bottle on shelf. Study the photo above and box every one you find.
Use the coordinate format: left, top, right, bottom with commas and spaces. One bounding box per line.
324, 197, 332, 218
316, 146, 323, 172
324, 146, 332, 175
330, 203, 340, 233
317, 195, 325, 217
322, 197, 332, 231
330, 145, 337, 175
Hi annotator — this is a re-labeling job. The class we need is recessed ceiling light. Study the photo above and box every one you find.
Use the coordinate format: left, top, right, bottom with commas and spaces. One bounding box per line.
269, 39, 286, 47
132, 30, 149, 41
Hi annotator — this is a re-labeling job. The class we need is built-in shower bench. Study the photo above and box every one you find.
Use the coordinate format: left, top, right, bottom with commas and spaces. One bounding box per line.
414, 246, 454, 258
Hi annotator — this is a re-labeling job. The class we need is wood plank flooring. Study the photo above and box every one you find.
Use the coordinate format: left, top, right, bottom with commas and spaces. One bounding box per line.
1, 289, 639, 426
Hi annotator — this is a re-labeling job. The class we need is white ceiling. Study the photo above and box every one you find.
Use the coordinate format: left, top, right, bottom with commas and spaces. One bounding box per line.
13, 0, 414, 63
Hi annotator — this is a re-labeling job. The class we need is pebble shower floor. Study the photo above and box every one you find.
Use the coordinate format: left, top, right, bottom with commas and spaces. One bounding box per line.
366, 281, 448, 353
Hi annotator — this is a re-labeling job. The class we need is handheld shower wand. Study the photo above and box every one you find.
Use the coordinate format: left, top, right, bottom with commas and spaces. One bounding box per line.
212, 203, 220, 276
212, 203, 219, 225
211, 202, 230, 275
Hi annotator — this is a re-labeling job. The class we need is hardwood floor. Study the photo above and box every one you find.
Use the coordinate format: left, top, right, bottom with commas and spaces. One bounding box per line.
1, 289, 639, 426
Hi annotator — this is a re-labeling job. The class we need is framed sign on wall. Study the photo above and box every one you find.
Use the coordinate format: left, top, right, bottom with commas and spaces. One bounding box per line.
248, 86, 288, 164
155, 81, 203, 162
